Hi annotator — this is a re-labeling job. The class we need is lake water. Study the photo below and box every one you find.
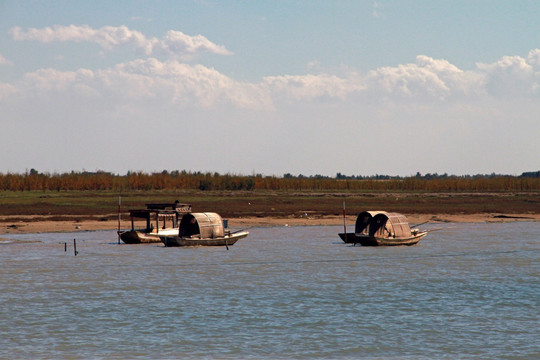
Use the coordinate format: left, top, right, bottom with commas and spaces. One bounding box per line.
0, 222, 538, 359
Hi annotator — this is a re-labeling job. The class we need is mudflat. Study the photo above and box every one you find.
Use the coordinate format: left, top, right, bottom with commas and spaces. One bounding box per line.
1, 190, 539, 234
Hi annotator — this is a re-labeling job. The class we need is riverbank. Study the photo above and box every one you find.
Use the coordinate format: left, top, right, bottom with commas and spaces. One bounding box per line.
2, 190, 539, 234
2, 213, 539, 234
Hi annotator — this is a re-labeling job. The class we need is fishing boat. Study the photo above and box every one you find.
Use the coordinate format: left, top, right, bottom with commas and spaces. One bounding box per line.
160, 212, 249, 247
339, 211, 428, 246
119, 201, 192, 244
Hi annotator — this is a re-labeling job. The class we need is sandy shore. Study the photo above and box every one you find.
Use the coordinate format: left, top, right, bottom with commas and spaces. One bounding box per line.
1, 213, 539, 235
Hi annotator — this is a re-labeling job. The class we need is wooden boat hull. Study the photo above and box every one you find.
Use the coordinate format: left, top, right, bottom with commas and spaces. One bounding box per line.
160, 231, 249, 247
120, 228, 179, 244
338, 231, 427, 246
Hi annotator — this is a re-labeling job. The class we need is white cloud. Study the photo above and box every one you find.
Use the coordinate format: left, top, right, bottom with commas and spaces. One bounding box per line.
0, 54, 14, 66
526, 49, 540, 67
1, 46, 540, 176
112, 58, 268, 108
260, 55, 490, 104
10, 25, 538, 105
263, 73, 364, 101
9, 25, 233, 58
20, 68, 101, 99
366, 55, 485, 100
368, 63, 449, 98
156, 30, 232, 56
3, 49, 540, 112
476, 50, 540, 97
130, 16, 152, 23
372, 2, 383, 19
7, 58, 269, 109
0, 83, 17, 99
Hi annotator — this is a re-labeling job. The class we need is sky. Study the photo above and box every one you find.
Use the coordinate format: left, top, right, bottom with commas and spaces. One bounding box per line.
1, 0, 539, 177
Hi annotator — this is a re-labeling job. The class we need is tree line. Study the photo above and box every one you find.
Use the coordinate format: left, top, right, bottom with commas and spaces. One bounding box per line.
0, 169, 539, 192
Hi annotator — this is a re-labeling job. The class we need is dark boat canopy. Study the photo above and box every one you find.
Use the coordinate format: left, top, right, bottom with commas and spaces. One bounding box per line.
369, 212, 412, 238
355, 211, 388, 235
179, 212, 225, 239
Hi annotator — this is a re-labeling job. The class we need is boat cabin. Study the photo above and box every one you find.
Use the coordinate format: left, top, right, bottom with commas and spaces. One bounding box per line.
179, 212, 227, 239
127, 201, 192, 233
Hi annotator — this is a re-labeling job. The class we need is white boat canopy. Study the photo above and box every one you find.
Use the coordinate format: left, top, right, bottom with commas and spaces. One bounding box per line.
179, 212, 225, 239
369, 212, 412, 238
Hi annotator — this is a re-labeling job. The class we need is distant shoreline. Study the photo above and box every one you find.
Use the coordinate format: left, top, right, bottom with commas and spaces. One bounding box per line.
1, 213, 539, 235
2, 190, 539, 235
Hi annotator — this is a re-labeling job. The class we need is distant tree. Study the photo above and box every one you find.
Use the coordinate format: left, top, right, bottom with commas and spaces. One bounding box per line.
520, 171, 540, 178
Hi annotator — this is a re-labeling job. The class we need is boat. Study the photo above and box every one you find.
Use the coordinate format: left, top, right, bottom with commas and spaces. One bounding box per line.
119, 201, 192, 244
339, 211, 428, 246
160, 212, 249, 247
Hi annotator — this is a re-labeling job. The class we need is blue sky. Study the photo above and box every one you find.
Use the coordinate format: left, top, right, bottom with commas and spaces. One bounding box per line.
1, 1, 539, 176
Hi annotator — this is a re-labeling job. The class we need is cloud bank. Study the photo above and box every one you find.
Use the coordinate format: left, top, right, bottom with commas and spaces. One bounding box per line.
9, 25, 233, 57
2, 25, 539, 176
3, 51, 539, 110
7, 25, 539, 108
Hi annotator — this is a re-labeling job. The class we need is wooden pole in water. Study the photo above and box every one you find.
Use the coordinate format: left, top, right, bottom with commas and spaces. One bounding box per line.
117, 195, 121, 244
73, 238, 78, 256
342, 200, 347, 240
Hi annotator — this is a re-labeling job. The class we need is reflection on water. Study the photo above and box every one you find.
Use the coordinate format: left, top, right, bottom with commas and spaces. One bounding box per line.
1, 223, 539, 359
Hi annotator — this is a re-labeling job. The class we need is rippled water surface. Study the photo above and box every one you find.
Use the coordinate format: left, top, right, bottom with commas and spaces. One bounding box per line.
1, 222, 539, 359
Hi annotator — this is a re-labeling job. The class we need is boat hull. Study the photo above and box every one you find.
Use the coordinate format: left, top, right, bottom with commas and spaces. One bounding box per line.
160, 231, 249, 247
338, 231, 427, 246
120, 228, 179, 244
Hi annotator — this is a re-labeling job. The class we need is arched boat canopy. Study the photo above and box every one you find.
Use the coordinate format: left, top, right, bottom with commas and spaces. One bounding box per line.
355, 211, 387, 235
179, 212, 225, 239
369, 212, 412, 238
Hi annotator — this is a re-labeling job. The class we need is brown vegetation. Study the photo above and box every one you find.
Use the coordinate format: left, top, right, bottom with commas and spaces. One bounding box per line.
1, 171, 539, 234
1, 170, 540, 192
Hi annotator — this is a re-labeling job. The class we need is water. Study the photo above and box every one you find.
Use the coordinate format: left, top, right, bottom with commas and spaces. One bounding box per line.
1, 222, 538, 359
